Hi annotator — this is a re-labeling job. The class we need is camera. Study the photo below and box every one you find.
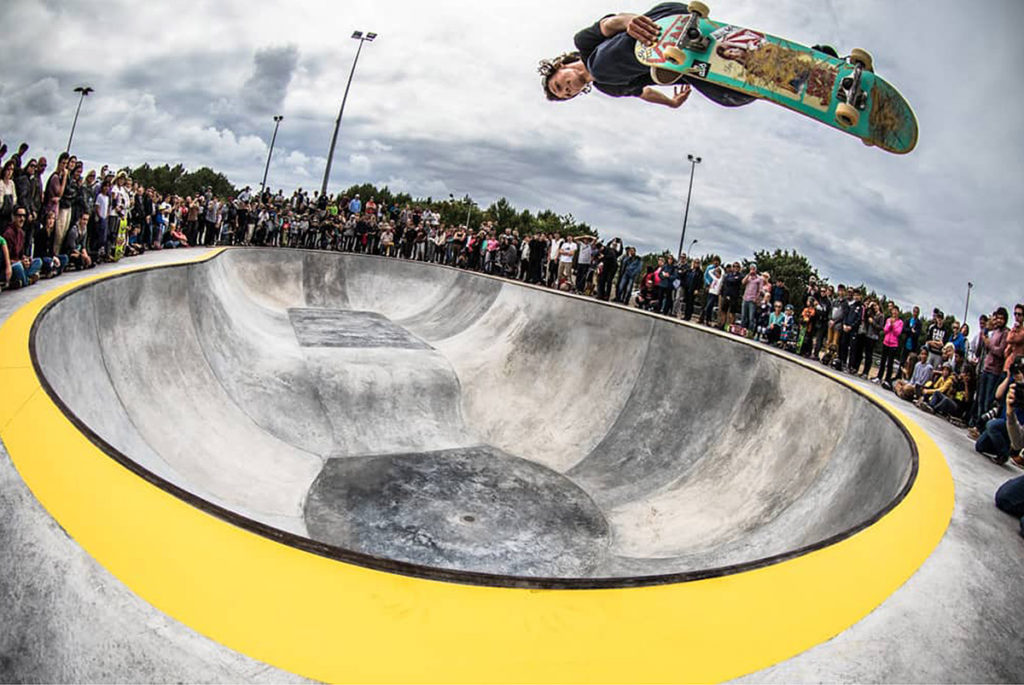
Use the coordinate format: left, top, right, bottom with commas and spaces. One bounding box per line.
1010, 356, 1024, 378
1014, 382, 1024, 408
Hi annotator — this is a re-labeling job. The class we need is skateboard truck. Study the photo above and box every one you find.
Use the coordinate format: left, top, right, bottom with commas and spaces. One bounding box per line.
676, 11, 710, 52
662, 3, 712, 68
835, 49, 873, 128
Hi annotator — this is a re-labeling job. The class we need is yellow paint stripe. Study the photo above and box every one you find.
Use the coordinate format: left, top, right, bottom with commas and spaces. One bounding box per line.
0, 249, 954, 683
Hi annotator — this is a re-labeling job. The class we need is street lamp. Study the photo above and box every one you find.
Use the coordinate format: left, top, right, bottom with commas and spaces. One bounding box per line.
260, 115, 284, 199
321, 30, 377, 198
66, 86, 94, 153
677, 154, 702, 258
964, 282, 974, 325
686, 238, 699, 259
449, 193, 473, 229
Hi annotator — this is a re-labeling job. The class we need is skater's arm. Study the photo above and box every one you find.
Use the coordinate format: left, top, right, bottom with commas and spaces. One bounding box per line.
598, 13, 661, 45
640, 84, 692, 109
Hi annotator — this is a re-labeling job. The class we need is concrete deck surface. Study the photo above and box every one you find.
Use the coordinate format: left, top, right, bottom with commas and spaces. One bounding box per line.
1, 248, 1021, 682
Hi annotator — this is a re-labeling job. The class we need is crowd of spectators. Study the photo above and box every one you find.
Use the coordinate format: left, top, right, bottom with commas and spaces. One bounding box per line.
1, 136, 1021, 536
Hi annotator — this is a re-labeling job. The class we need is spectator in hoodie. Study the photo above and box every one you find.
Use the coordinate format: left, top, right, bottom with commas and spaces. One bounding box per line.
874, 303, 904, 387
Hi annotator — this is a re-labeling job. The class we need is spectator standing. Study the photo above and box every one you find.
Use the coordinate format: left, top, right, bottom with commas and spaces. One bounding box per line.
856, 300, 884, 378
680, 258, 702, 321
43, 153, 68, 224
557, 235, 577, 288
826, 284, 847, 356
616, 247, 643, 304
0, 161, 17, 230
527, 234, 547, 284
811, 287, 831, 358
839, 289, 864, 372
901, 306, 924, 365
718, 262, 743, 329
976, 308, 1009, 426
546, 232, 563, 287
575, 236, 596, 293
741, 263, 763, 331
1005, 304, 1024, 374
700, 261, 724, 325
874, 303, 904, 386
656, 254, 678, 315
596, 241, 619, 301
924, 309, 949, 369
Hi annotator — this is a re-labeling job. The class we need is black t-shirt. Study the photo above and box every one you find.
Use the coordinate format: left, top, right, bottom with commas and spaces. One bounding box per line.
575, 3, 687, 97
574, 2, 755, 106
721, 271, 742, 298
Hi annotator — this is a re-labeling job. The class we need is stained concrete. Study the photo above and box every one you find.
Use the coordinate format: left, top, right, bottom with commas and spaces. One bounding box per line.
30, 249, 912, 580
1, 248, 1021, 681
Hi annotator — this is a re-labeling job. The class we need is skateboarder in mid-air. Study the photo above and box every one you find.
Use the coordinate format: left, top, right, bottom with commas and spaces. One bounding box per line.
540, 2, 837, 108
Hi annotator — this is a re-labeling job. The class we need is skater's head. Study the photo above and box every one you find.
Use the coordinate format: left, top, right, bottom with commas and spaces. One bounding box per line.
539, 52, 591, 101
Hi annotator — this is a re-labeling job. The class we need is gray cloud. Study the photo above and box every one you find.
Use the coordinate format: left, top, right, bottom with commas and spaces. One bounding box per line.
241, 45, 299, 115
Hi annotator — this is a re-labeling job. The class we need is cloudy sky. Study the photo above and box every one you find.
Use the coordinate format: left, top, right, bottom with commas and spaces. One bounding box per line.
1, 0, 1021, 320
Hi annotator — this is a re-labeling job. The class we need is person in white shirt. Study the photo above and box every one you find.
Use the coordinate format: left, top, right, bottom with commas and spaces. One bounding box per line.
546, 232, 563, 287
700, 263, 724, 325
557, 237, 577, 287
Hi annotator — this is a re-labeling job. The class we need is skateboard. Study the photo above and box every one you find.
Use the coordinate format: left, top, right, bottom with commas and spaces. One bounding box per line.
112, 217, 128, 261
635, 3, 918, 154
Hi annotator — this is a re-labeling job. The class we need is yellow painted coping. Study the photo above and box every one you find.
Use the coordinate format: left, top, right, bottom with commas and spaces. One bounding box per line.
0, 249, 954, 683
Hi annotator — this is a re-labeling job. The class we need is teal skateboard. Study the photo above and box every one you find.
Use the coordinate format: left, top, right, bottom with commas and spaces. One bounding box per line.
635, 3, 918, 154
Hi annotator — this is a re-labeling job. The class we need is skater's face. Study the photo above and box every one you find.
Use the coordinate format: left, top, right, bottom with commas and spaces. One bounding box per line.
548, 64, 589, 100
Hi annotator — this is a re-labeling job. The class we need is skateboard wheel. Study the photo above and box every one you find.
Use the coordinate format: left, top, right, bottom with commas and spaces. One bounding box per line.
849, 48, 873, 72
687, 1, 710, 18
836, 102, 860, 128
664, 45, 687, 66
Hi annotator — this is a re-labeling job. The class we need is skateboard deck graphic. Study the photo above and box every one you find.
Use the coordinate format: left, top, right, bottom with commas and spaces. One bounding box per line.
636, 11, 918, 154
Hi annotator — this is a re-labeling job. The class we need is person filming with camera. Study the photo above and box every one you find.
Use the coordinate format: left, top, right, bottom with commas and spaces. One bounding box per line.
975, 356, 1024, 465
993, 368, 1024, 538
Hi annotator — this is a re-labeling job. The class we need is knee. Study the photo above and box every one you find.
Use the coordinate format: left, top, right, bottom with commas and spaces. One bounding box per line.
995, 476, 1024, 517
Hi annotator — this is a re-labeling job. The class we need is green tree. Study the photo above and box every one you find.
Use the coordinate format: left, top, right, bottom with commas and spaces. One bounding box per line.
485, 197, 519, 229
748, 248, 820, 307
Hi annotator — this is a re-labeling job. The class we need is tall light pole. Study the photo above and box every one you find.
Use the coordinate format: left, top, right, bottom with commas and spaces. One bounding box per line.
66, 86, 94, 153
321, 31, 377, 199
964, 282, 973, 325
677, 154, 702, 259
260, 115, 284, 199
